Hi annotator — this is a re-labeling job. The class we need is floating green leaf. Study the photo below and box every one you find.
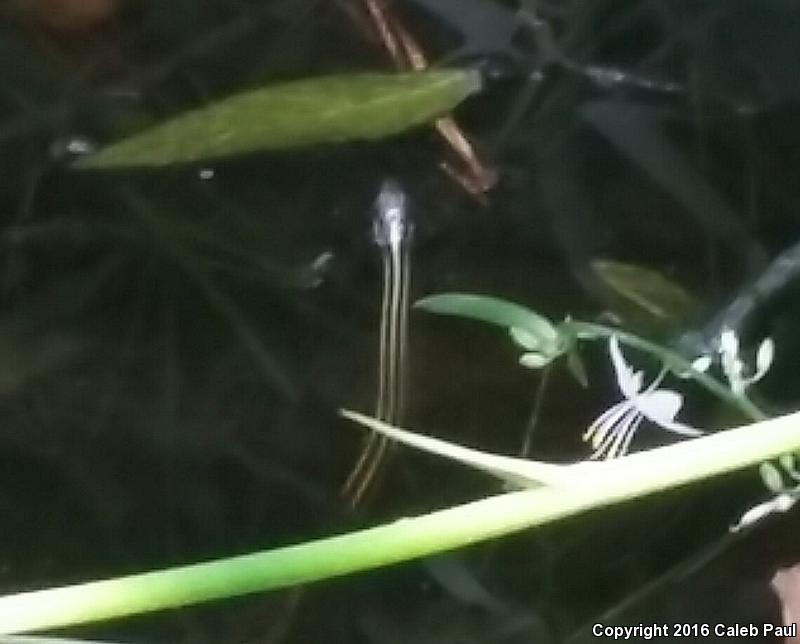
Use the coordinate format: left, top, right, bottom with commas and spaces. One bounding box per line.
76, 70, 482, 168
592, 259, 700, 328
416, 293, 563, 358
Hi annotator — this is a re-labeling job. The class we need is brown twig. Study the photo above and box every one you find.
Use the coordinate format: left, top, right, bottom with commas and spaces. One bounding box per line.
354, 0, 497, 196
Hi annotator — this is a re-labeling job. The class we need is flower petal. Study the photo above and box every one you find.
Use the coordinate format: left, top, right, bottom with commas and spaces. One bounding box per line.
755, 338, 775, 379
636, 390, 703, 436
720, 327, 739, 359
656, 417, 703, 436
609, 335, 642, 397
675, 354, 712, 379
637, 389, 683, 423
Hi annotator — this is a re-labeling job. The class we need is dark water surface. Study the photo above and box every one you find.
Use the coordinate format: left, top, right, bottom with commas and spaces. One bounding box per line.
2, 1, 800, 642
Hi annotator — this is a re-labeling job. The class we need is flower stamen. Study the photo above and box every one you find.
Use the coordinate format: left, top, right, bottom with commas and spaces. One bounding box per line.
585, 336, 701, 460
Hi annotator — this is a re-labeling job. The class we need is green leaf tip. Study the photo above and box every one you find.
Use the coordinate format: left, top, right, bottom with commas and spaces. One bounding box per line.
340, 409, 573, 488
75, 69, 481, 169
416, 292, 562, 355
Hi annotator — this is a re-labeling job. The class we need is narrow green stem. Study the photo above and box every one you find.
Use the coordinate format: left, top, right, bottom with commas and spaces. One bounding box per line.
3, 409, 800, 634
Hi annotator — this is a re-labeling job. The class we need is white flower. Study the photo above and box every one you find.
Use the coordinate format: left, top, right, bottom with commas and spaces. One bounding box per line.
719, 327, 774, 396
731, 457, 800, 532
730, 492, 798, 533
676, 354, 712, 378
583, 336, 702, 459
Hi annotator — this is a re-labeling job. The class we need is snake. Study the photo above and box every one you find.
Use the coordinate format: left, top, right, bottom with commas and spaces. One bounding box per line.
342, 179, 413, 507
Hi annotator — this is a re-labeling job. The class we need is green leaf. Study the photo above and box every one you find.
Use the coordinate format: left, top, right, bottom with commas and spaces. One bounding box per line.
75, 70, 482, 168
509, 326, 549, 352
341, 409, 580, 488
518, 352, 551, 369
592, 259, 700, 330
779, 453, 798, 476
416, 293, 562, 355
759, 462, 786, 494
566, 348, 589, 388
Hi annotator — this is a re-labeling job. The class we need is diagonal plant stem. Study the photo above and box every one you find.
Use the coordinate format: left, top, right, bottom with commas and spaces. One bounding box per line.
2, 408, 800, 634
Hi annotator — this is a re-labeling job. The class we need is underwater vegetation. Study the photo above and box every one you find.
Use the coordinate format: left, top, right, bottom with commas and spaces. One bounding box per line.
3, 1, 800, 642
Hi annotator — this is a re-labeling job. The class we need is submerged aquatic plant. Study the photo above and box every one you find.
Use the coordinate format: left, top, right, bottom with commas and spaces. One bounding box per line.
0, 287, 796, 636
583, 336, 702, 459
